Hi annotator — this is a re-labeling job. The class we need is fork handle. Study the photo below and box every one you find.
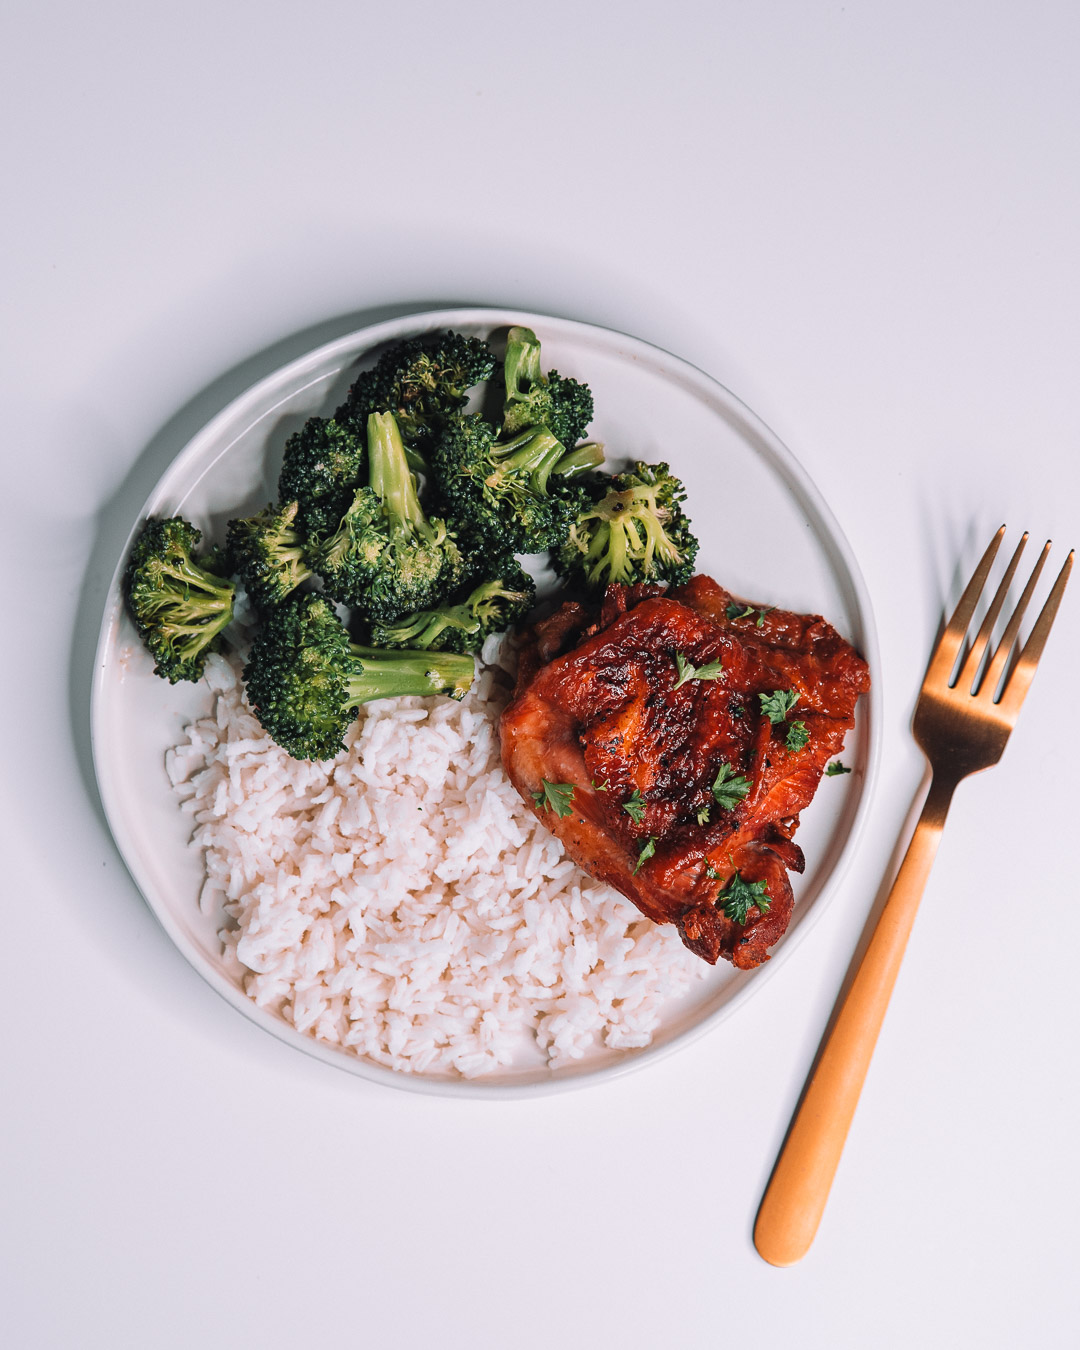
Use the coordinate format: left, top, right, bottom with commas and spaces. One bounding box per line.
753, 772, 956, 1266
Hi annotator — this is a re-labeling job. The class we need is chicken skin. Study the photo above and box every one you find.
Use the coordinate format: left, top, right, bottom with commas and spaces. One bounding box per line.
500, 576, 870, 967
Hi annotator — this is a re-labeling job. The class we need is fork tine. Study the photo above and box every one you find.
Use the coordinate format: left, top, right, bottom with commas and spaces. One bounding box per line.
996, 549, 1074, 718
926, 526, 1005, 687
979, 539, 1051, 699
956, 532, 1028, 692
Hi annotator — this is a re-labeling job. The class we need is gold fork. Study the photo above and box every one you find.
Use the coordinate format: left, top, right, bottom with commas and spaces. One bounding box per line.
753, 526, 1073, 1267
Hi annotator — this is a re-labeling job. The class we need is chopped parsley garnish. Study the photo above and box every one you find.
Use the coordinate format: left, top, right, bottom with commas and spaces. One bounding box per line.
716, 871, 771, 925
672, 651, 725, 690
623, 788, 647, 824
711, 762, 752, 810
825, 760, 851, 776
696, 804, 711, 826
633, 836, 657, 875
759, 688, 800, 725
725, 602, 774, 627
785, 720, 810, 752
531, 780, 576, 817
592, 778, 610, 792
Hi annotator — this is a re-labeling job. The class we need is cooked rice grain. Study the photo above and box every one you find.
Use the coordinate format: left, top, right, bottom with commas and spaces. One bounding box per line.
166, 653, 704, 1078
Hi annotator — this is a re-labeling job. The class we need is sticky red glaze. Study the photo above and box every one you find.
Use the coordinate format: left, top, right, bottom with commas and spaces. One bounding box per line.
500, 576, 870, 968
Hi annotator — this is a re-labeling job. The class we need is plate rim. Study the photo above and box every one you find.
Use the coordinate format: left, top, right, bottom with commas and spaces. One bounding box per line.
91, 305, 882, 1098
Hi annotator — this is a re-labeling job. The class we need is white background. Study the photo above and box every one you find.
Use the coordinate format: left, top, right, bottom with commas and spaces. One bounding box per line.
3, 3, 1079, 1348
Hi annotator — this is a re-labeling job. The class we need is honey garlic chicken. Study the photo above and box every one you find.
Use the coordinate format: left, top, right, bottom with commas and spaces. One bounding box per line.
500, 577, 870, 968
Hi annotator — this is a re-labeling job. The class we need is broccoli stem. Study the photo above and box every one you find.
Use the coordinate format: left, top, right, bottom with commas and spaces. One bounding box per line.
635, 507, 682, 567
375, 609, 475, 649
367, 411, 429, 535
141, 573, 234, 664
158, 555, 235, 609
277, 540, 311, 578
403, 445, 429, 478
578, 486, 683, 584
376, 578, 529, 649
585, 516, 630, 582
345, 645, 474, 704
140, 559, 234, 640
490, 426, 567, 495
503, 327, 544, 406
150, 614, 233, 671
551, 442, 604, 478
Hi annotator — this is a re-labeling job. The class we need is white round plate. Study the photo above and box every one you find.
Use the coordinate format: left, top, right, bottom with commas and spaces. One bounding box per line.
92, 308, 880, 1097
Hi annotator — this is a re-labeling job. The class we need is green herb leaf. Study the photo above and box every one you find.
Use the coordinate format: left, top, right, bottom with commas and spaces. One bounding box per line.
717, 871, 771, 925
633, 836, 657, 875
696, 804, 711, 826
672, 651, 724, 690
759, 688, 799, 724
825, 760, 851, 776
531, 780, 576, 817
672, 651, 694, 688
756, 606, 774, 628
726, 602, 755, 621
623, 788, 647, 825
592, 778, 610, 792
711, 762, 752, 810
785, 720, 810, 752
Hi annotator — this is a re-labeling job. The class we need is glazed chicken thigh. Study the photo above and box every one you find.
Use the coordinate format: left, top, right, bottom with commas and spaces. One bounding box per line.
500, 577, 870, 967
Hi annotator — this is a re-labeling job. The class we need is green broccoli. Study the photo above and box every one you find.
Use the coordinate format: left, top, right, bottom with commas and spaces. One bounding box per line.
340, 330, 496, 472
124, 517, 236, 683
243, 592, 475, 760
277, 416, 366, 541
313, 411, 465, 622
225, 501, 313, 612
548, 441, 606, 479
430, 413, 587, 554
369, 558, 536, 653
554, 461, 700, 590
501, 325, 594, 450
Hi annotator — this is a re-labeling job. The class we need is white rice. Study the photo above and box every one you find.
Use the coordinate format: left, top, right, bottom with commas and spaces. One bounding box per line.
166, 649, 705, 1078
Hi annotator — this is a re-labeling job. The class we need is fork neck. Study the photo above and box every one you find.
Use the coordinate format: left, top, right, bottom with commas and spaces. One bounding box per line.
920, 771, 959, 835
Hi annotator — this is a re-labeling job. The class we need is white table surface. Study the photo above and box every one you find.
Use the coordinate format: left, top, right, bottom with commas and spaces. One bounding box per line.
3, 4, 1078, 1347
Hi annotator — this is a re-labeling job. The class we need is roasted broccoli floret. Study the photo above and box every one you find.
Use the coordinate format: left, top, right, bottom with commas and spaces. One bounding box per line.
501, 325, 595, 450
124, 516, 236, 683
370, 557, 535, 653
430, 413, 587, 554
340, 330, 496, 471
243, 592, 474, 760
225, 501, 313, 612
554, 461, 700, 589
278, 416, 366, 540
313, 411, 465, 621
